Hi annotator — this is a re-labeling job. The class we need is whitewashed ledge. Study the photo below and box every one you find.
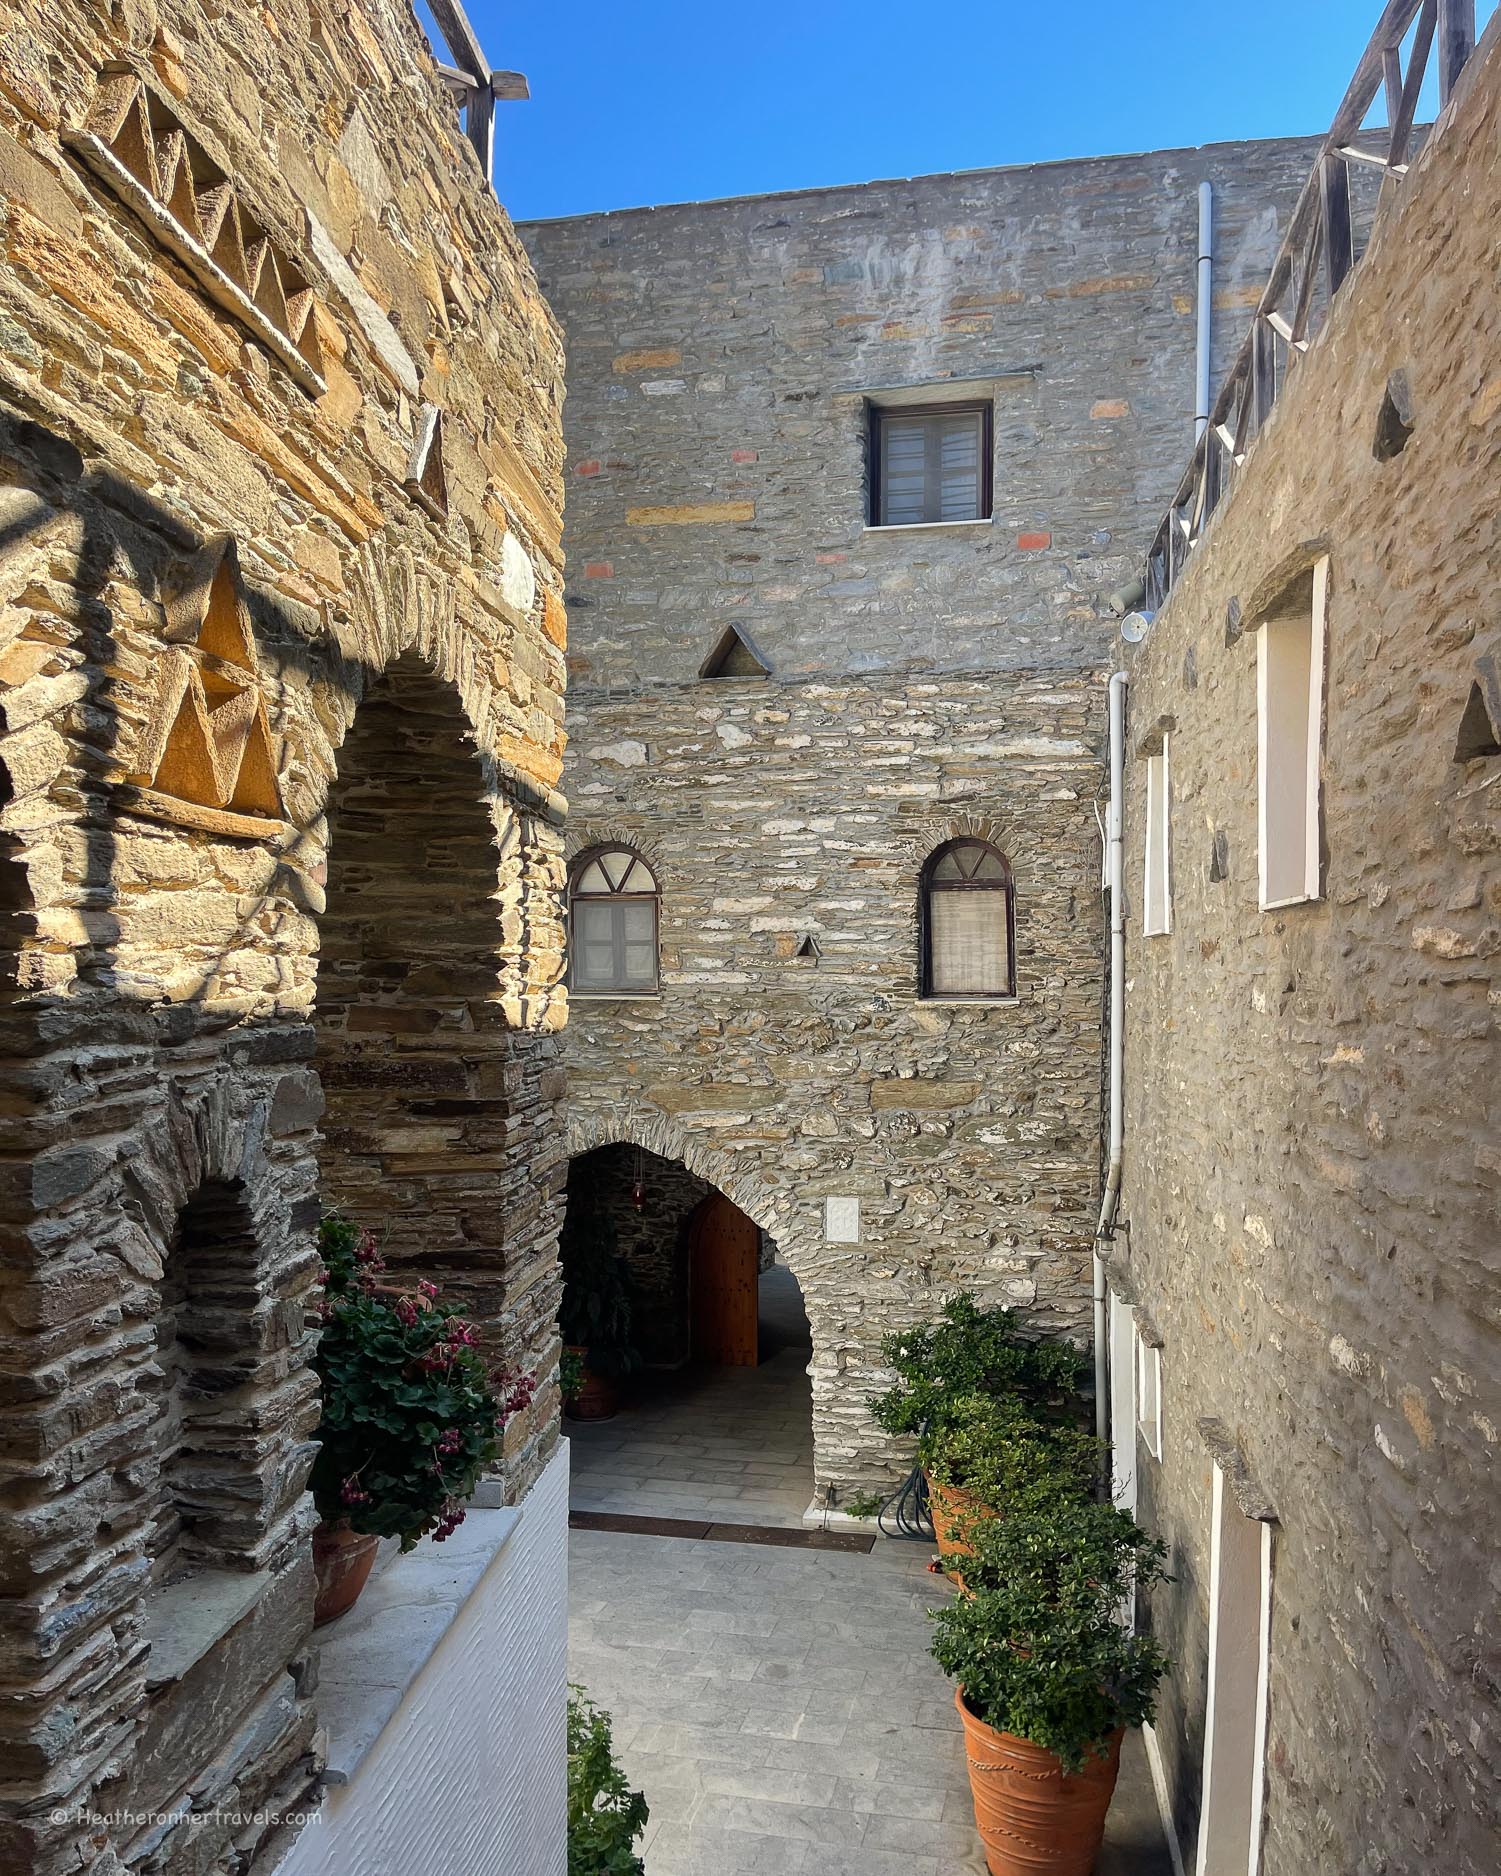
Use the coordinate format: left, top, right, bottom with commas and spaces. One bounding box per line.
315, 1504, 522, 1784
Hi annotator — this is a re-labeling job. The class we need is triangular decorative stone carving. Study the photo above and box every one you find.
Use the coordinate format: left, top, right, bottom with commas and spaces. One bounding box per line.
700, 624, 771, 679
67, 70, 326, 393
403, 405, 449, 520
128, 537, 285, 826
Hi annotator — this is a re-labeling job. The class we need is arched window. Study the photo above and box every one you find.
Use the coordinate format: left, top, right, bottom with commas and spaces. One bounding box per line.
920, 838, 1015, 999
569, 846, 660, 994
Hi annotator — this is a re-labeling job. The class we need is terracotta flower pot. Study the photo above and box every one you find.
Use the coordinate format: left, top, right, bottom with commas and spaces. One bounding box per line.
926, 1473, 993, 1590
563, 1345, 620, 1421
312, 1520, 380, 1626
956, 1687, 1123, 1876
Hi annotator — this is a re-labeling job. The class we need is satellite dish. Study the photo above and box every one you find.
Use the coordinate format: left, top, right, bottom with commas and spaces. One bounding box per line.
1120, 611, 1154, 644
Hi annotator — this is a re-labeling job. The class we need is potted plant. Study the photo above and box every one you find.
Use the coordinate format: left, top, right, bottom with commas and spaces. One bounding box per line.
931, 1497, 1171, 1876
870, 1295, 1090, 1564
923, 1390, 1106, 1581
308, 1215, 535, 1624
559, 1201, 640, 1421
567, 1685, 648, 1876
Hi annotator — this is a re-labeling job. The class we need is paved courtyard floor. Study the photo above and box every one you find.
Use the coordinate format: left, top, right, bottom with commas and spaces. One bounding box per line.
566, 1268, 1174, 1874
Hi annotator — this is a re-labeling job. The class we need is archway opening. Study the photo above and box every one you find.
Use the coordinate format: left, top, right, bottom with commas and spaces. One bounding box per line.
560, 1144, 813, 1528
313, 652, 509, 1316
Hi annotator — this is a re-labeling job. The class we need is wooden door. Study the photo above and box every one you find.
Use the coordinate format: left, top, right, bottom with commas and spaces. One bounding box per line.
688, 1193, 759, 1367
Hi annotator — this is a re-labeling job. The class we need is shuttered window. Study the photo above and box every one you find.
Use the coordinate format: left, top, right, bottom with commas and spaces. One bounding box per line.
568, 847, 660, 994
872, 404, 992, 526
920, 839, 1014, 998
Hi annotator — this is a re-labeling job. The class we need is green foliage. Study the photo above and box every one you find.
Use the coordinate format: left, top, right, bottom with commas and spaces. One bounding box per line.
930, 1495, 1172, 1770
567, 1686, 648, 1876
559, 1348, 586, 1400
840, 1489, 886, 1520
310, 1216, 535, 1551
870, 1293, 1087, 1442
924, 1390, 1106, 1517
559, 1195, 641, 1380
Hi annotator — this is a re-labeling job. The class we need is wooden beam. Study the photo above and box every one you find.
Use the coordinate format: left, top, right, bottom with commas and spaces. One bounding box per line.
1436, 0, 1476, 101
1328, 1, 1424, 143
491, 70, 531, 101
1390, 0, 1437, 165
433, 60, 479, 95
1319, 152, 1354, 298
425, 0, 488, 78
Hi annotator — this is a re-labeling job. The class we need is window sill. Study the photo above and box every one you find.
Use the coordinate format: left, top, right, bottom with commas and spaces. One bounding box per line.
1260, 892, 1323, 912
862, 518, 993, 535
917, 996, 1020, 1007
1143, 926, 1173, 939
569, 992, 663, 1003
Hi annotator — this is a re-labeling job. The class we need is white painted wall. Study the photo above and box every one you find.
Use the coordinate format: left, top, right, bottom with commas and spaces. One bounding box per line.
278, 1444, 569, 1876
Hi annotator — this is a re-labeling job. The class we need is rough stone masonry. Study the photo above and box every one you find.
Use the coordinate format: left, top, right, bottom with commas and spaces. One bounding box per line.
1116, 30, 1501, 1876
521, 139, 1324, 1500
0, 3, 568, 1873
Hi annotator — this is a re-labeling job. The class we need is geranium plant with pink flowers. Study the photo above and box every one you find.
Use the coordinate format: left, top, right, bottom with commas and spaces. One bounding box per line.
310, 1215, 535, 1551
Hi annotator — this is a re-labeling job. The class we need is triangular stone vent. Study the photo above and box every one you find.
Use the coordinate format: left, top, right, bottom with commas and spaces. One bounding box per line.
700, 624, 770, 680
404, 405, 449, 520
792, 933, 822, 963
129, 537, 284, 822
1454, 665, 1500, 762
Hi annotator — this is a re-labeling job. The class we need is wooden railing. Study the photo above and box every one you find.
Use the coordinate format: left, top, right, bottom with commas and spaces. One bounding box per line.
1142, 0, 1478, 612
422, 0, 530, 184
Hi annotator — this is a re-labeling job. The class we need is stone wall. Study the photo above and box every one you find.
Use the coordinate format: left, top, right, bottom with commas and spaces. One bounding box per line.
0, 3, 567, 1874
521, 137, 1321, 690
524, 142, 1314, 1499
563, 668, 1108, 1494
1115, 32, 1501, 1876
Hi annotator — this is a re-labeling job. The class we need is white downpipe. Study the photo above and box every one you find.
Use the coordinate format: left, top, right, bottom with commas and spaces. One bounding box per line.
1194, 180, 1214, 440
1094, 670, 1128, 1442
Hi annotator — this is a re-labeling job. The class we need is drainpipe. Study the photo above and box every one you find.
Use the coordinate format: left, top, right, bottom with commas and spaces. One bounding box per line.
1194, 180, 1214, 441
1093, 670, 1128, 1442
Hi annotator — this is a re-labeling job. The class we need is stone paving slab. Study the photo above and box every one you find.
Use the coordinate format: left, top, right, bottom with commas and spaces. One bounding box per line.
568, 1524, 1173, 1874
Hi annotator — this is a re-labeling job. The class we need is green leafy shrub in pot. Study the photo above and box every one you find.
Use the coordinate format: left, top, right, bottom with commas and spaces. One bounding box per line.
930, 1495, 1172, 1771
925, 1390, 1106, 1515
559, 1347, 586, 1402
310, 1216, 535, 1550
871, 1293, 1088, 1443
568, 1686, 648, 1876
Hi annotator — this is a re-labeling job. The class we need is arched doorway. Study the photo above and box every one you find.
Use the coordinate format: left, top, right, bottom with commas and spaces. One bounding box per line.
312, 650, 524, 1342
559, 1143, 814, 1527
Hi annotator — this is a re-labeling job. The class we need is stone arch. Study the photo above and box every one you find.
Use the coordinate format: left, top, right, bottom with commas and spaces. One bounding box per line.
564, 820, 668, 876
897, 808, 1042, 877
565, 1104, 813, 1271
117, 1076, 322, 1577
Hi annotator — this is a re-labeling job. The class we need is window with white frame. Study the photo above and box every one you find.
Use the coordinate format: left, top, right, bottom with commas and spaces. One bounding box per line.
1137, 1335, 1162, 1460
1258, 556, 1328, 909
1143, 739, 1172, 936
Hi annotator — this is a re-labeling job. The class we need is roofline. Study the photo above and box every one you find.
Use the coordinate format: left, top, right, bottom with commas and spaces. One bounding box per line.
515, 130, 1325, 229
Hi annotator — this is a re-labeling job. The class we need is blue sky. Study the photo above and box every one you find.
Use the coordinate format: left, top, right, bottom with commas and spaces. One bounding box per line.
451, 1, 1496, 223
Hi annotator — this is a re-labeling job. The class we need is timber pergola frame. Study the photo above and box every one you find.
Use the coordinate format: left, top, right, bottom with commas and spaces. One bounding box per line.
1143, 0, 1479, 612
422, 0, 530, 183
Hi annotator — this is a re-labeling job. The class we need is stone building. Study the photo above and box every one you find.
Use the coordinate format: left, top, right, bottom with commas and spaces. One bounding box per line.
521, 138, 1319, 1503
1102, 16, 1501, 1876
0, 3, 569, 1874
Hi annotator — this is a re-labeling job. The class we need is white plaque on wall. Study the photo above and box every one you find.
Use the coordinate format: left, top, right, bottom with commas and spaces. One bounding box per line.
824, 1197, 860, 1243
